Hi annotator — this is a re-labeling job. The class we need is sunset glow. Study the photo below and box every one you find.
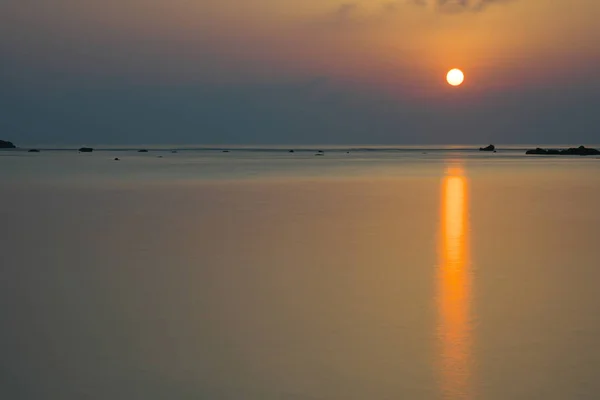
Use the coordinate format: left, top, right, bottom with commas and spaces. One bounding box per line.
1, 0, 600, 143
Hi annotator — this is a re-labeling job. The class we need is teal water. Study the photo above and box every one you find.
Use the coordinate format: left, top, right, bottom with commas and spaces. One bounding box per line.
2, 145, 599, 182
2, 147, 600, 399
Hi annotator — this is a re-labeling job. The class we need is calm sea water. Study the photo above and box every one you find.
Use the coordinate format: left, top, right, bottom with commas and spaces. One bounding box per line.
2, 146, 600, 399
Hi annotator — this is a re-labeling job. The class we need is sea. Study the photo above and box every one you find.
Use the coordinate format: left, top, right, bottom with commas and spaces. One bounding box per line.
2, 145, 600, 400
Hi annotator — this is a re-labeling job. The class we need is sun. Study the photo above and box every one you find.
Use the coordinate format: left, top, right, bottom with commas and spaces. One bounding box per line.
446, 69, 465, 87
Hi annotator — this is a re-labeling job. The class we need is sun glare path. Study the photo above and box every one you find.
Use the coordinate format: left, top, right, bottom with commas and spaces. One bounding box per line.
437, 166, 472, 399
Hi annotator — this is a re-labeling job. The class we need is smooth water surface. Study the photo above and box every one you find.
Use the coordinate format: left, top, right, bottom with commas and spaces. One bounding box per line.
2, 147, 600, 399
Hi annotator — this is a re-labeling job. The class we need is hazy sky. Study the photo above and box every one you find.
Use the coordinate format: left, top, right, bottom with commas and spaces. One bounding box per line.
1, 0, 600, 145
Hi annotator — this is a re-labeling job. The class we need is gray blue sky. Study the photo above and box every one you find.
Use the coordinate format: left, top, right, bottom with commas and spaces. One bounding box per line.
1, 0, 599, 145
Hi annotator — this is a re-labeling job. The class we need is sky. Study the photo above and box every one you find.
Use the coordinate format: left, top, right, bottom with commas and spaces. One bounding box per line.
1, 0, 600, 145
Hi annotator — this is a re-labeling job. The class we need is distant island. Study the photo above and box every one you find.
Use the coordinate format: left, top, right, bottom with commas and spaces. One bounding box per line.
0, 140, 16, 149
525, 146, 600, 156
479, 144, 495, 152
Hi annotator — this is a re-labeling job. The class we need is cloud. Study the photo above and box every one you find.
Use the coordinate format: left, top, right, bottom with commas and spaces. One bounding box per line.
408, 0, 514, 13
330, 0, 514, 23
335, 3, 360, 20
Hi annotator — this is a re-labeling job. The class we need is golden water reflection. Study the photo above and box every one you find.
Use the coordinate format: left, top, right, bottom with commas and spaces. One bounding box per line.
437, 167, 472, 400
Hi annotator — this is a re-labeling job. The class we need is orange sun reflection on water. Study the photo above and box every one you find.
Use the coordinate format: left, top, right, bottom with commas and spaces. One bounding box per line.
437, 166, 472, 400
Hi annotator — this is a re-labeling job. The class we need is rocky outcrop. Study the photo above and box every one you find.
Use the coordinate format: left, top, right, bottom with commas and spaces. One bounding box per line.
479, 144, 495, 151
138, 149, 148, 152
525, 148, 547, 155
526, 146, 600, 156
28, 149, 40, 152
0, 140, 16, 149
79, 147, 94, 152
562, 146, 600, 155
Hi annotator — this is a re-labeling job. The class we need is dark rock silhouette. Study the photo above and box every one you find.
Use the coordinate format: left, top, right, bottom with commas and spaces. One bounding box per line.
0, 140, 16, 149
479, 144, 495, 151
526, 146, 600, 156
315, 153, 324, 156
526, 148, 546, 155
28, 149, 40, 153
79, 147, 93, 152
157, 155, 163, 158
563, 146, 600, 155
222, 150, 229, 153
138, 149, 148, 152
317, 150, 324, 153
289, 150, 294, 153
114, 157, 120, 161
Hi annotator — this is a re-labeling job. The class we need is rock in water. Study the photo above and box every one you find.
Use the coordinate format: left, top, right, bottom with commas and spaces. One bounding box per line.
28, 149, 40, 152
526, 146, 600, 156
526, 148, 547, 155
79, 147, 94, 153
0, 140, 16, 149
562, 146, 600, 156
138, 149, 148, 152
479, 144, 495, 151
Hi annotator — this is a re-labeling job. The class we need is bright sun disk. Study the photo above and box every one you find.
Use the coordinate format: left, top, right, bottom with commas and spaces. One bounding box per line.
446, 69, 464, 87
